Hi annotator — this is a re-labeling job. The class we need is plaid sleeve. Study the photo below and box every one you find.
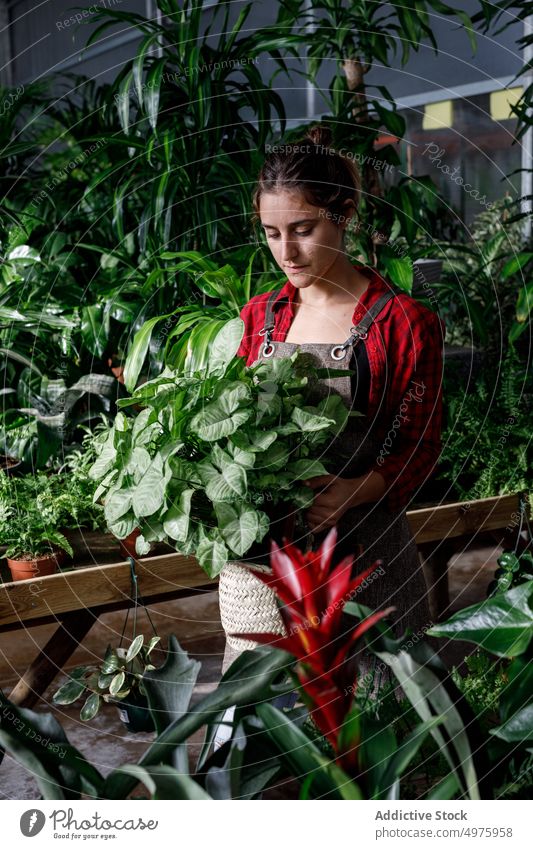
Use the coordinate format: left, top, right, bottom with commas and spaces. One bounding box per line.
236, 296, 267, 365
370, 309, 445, 512
236, 302, 252, 362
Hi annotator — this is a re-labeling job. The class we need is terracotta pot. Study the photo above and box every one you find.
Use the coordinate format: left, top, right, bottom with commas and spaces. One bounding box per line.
108, 356, 125, 385
119, 528, 141, 558
6, 549, 65, 582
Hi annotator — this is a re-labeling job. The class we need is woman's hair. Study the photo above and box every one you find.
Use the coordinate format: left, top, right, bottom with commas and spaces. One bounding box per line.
252, 125, 361, 225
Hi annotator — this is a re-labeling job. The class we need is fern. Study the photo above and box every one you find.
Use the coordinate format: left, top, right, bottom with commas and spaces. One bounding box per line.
440, 352, 533, 499
495, 751, 533, 800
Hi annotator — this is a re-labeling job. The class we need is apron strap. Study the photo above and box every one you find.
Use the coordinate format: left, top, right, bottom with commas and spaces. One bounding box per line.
331, 291, 394, 361
258, 288, 395, 361
258, 290, 281, 358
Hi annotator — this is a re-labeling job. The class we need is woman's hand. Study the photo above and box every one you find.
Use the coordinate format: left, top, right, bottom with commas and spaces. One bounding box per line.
303, 471, 387, 532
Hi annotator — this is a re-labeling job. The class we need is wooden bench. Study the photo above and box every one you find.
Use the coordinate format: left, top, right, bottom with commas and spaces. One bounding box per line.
0, 492, 528, 708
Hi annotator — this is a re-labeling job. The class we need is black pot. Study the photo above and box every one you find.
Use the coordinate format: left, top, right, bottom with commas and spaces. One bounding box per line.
412, 259, 443, 295
115, 692, 155, 733
443, 344, 485, 389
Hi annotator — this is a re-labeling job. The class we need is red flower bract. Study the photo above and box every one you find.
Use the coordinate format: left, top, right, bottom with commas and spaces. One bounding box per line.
233, 526, 395, 774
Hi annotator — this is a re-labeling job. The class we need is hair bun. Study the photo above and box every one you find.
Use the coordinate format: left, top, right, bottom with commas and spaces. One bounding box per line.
306, 125, 333, 149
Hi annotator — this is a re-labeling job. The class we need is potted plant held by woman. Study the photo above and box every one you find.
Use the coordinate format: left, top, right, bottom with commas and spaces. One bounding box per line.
88, 318, 349, 567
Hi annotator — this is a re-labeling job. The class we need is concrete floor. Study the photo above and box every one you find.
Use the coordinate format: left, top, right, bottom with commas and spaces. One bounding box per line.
0, 542, 501, 800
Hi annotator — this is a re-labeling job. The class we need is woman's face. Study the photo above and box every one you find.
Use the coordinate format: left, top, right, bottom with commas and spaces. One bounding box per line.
259, 189, 354, 289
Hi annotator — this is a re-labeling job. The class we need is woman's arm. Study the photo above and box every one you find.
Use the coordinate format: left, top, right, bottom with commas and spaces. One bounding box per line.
368, 309, 445, 512
304, 307, 445, 529
304, 470, 387, 531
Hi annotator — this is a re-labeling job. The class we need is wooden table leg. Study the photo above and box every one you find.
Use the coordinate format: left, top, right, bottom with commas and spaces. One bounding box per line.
419, 540, 455, 623
8, 609, 96, 708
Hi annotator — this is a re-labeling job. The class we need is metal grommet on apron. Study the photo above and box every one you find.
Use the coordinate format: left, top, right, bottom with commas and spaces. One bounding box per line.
218, 286, 435, 686
331, 327, 369, 361
257, 312, 276, 358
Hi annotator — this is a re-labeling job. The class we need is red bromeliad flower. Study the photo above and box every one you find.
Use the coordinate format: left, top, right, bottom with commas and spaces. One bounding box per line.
234, 526, 394, 774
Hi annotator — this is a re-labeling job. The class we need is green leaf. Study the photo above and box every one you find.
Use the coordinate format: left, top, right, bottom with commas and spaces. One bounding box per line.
501, 252, 533, 280
0, 691, 103, 799
103, 646, 294, 799
109, 514, 137, 540
515, 282, 533, 324
144, 58, 166, 130
106, 764, 212, 800
425, 773, 460, 800
260, 442, 290, 471
490, 703, 533, 742
80, 693, 101, 721
116, 70, 133, 135
146, 636, 161, 655
376, 649, 480, 800
104, 488, 133, 523
125, 635, 144, 663
499, 657, 533, 723
379, 717, 445, 798
109, 671, 126, 697
427, 581, 533, 657
80, 304, 108, 358
125, 446, 151, 482
291, 407, 335, 432
131, 454, 169, 517
216, 503, 260, 557
189, 400, 251, 442
100, 646, 121, 674
124, 314, 174, 392
286, 459, 329, 480
257, 703, 363, 800
142, 634, 201, 754
52, 678, 86, 706
208, 318, 245, 375
132, 33, 160, 106
163, 489, 194, 542
206, 464, 247, 502
89, 435, 117, 481
195, 532, 229, 578
135, 534, 152, 556
381, 256, 413, 293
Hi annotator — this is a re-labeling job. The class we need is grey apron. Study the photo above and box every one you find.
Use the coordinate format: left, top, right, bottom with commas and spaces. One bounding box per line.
219, 291, 432, 680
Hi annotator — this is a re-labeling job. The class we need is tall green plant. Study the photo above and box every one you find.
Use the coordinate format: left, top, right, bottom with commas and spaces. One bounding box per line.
298, 0, 477, 284
1, 1, 302, 388
429, 199, 533, 347
121, 249, 282, 388
83, 0, 300, 256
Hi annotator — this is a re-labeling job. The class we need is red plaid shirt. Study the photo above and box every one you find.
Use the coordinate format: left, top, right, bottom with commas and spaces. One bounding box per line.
237, 264, 445, 513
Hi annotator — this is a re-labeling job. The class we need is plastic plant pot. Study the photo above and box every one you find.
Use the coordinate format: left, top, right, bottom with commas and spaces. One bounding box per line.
6, 549, 65, 582
115, 691, 155, 733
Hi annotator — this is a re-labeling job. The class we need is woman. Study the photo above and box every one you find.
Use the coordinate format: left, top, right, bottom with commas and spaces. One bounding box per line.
218, 126, 445, 679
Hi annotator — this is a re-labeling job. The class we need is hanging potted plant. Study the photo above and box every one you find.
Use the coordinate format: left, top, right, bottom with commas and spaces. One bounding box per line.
52, 634, 162, 733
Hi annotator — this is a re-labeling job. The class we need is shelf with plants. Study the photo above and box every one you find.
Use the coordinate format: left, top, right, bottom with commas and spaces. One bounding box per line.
0, 423, 114, 583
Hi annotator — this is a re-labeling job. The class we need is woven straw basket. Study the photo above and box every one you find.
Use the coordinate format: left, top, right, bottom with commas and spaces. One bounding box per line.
218, 560, 286, 652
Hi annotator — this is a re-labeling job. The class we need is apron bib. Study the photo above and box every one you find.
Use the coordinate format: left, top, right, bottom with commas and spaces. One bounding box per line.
218, 293, 432, 674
